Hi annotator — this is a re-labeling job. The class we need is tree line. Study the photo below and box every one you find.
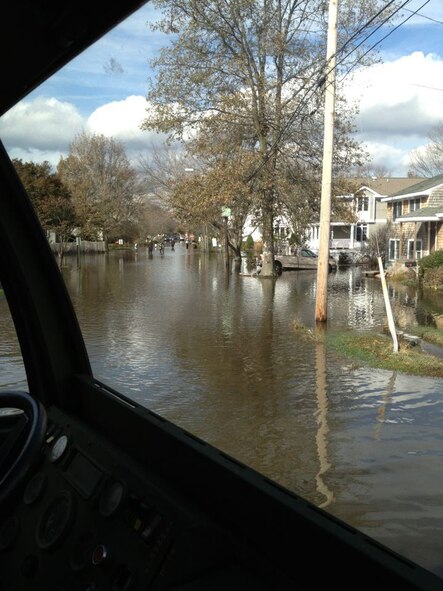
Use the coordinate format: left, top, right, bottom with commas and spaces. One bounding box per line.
13, 132, 178, 256
13, 0, 443, 266
14, 119, 443, 260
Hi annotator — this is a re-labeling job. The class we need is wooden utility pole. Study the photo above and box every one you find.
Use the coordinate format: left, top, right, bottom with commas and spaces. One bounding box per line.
315, 0, 338, 322
221, 207, 231, 271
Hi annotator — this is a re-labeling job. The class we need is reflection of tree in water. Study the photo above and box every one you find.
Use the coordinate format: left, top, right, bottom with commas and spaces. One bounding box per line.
165, 265, 323, 496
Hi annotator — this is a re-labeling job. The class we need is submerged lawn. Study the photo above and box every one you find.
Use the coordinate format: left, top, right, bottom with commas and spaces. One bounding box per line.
326, 331, 443, 378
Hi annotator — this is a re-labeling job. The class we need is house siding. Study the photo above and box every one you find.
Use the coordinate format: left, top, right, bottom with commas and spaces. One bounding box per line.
384, 180, 443, 261
428, 186, 443, 207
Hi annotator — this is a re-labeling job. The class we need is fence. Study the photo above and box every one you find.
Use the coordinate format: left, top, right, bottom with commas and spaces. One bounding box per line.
50, 240, 106, 255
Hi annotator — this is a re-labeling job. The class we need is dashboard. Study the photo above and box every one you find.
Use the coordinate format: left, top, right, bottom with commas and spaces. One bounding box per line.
0, 405, 275, 590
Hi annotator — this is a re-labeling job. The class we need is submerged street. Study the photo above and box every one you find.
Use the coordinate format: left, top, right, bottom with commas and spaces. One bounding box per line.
1, 244, 442, 576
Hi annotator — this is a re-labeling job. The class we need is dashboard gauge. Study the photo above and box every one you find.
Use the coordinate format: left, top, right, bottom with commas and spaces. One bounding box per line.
98, 480, 125, 518
24, 472, 47, 505
49, 435, 69, 463
36, 490, 75, 550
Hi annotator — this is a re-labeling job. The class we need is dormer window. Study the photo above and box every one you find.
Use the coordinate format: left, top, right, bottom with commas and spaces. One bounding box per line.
356, 195, 369, 212
393, 201, 402, 220
409, 197, 421, 212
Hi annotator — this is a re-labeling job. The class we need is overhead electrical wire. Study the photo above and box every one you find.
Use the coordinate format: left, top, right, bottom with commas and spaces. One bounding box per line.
339, 0, 432, 83
336, 0, 401, 56
402, 5, 443, 26
335, 0, 418, 74
246, 0, 429, 181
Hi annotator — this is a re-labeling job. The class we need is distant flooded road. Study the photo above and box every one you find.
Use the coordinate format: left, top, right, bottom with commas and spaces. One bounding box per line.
1, 244, 442, 576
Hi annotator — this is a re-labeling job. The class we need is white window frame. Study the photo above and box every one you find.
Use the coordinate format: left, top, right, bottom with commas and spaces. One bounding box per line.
408, 239, 422, 260
393, 202, 402, 221
356, 195, 369, 212
354, 224, 368, 242
409, 198, 421, 212
389, 238, 400, 261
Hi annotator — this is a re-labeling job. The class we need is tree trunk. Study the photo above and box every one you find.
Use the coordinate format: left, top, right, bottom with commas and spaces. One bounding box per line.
260, 197, 275, 277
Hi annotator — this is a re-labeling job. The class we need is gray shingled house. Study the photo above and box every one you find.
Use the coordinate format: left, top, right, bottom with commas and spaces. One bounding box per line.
380, 174, 443, 262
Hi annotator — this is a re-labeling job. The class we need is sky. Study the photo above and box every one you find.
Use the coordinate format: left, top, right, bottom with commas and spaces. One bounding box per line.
1, 0, 443, 177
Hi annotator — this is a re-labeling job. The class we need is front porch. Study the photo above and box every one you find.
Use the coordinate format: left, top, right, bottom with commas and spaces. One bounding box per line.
308, 223, 368, 252
389, 215, 443, 263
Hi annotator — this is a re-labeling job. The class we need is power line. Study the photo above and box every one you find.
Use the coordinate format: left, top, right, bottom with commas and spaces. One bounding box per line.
271, 1, 417, 149
411, 83, 443, 92
402, 5, 443, 25
246, 0, 429, 182
337, 0, 401, 56
339, 0, 431, 83
335, 0, 416, 73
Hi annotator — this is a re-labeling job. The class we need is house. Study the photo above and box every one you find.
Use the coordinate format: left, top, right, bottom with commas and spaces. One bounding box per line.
380, 174, 443, 263
242, 177, 424, 257
307, 177, 423, 255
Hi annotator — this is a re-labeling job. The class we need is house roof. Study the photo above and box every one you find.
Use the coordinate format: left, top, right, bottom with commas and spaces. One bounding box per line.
380, 174, 443, 201
395, 206, 443, 222
354, 176, 424, 197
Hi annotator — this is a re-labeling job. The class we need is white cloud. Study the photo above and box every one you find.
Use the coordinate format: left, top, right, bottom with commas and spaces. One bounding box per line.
1, 97, 84, 149
0, 97, 85, 166
4, 50, 443, 177
348, 52, 443, 135
358, 141, 408, 174
87, 95, 170, 155
345, 52, 443, 174
0, 94, 169, 167
88, 96, 146, 141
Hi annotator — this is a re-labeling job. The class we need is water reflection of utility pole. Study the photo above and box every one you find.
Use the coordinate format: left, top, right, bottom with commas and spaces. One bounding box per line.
375, 371, 397, 441
314, 328, 334, 508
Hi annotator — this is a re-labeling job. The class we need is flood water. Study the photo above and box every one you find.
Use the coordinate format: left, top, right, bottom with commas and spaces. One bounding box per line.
1, 243, 442, 577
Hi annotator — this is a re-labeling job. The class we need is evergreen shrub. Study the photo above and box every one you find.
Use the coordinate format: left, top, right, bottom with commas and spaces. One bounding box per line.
419, 249, 443, 270
244, 234, 254, 251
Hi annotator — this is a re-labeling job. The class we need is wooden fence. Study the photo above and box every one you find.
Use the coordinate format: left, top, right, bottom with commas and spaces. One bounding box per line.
49, 240, 106, 255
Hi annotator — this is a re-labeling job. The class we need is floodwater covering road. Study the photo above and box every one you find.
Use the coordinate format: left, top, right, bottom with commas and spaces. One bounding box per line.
1, 243, 442, 577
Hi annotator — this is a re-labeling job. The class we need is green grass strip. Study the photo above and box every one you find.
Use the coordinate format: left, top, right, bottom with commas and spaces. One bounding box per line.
326, 331, 443, 378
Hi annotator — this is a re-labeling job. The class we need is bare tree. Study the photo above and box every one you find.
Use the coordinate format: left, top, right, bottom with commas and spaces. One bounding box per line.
409, 124, 443, 178
361, 222, 392, 267
354, 163, 392, 179
142, 0, 396, 275
58, 132, 139, 245
139, 143, 254, 259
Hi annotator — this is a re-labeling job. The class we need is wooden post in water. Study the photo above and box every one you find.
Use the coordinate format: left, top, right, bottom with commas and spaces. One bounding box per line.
378, 256, 398, 353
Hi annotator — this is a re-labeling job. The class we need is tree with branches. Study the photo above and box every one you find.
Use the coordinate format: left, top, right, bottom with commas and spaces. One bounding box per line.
13, 159, 77, 258
409, 123, 443, 178
58, 132, 139, 245
142, 0, 396, 274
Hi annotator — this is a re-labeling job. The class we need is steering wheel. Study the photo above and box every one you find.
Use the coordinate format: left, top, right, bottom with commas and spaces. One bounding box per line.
0, 391, 47, 507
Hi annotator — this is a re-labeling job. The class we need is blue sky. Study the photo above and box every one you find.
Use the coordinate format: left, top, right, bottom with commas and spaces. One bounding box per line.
1, 0, 443, 176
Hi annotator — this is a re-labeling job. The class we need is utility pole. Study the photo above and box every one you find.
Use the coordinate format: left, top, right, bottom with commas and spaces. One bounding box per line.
315, 0, 338, 323
221, 207, 231, 271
